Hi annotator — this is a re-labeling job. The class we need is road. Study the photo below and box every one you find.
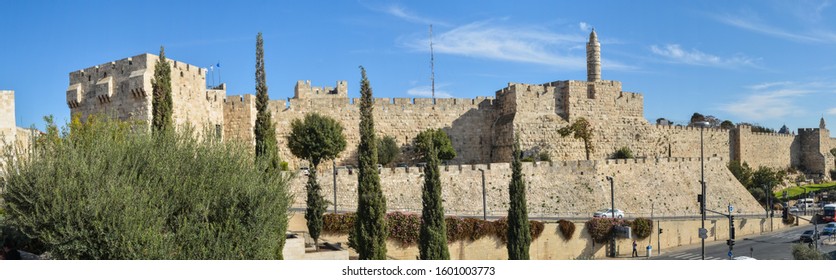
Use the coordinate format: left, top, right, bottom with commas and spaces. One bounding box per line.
652, 224, 836, 260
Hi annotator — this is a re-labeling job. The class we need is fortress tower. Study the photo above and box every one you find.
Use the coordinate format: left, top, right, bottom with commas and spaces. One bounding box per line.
586, 29, 601, 82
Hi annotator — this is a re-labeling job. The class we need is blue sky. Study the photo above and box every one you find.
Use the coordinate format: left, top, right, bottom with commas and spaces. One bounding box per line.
1, 0, 835, 135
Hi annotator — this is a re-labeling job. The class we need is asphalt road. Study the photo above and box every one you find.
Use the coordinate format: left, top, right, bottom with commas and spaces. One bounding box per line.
651, 224, 836, 260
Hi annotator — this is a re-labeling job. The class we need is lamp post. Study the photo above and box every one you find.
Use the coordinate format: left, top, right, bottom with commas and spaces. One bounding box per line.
606, 176, 614, 218
333, 160, 337, 214
697, 121, 709, 260
478, 168, 487, 220
606, 176, 615, 258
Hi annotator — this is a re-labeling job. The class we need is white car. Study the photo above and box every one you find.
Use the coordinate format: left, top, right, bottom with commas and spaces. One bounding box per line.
593, 208, 625, 219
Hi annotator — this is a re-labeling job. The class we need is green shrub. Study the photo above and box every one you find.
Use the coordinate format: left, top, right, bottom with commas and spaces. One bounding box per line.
792, 244, 827, 260
323, 212, 543, 246
2, 117, 292, 259
538, 152, 552, 163
387, 212, 421, 247
585, 218, 628, 243
631, 218, 653, 240
279, 161, 289, 171
557, 220, 575, 240
612, 147, 634, 159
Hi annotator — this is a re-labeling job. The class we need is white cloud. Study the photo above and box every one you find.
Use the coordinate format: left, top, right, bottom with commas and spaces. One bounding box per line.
406, 85, 453, 98
720, 81, 836, 121
713, 13, 836, 43
384, 5, 448, 26
650, 44, 757, 68
828, 107, 836, 115
401, 21, 634, 71
579, 22, 592, 32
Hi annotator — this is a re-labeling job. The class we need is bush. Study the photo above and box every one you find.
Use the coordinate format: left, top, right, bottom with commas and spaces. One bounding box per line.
792, 244, 827, 260
585, 218, 628, 243
612, 147, 634, 159
783, 214, 796, 225
631, 218, 653, 240
2, 117, 292, 259
538, 152, 552, 163
324, 212, 543, 246
386, 212, 421, 247
557, 220, 575, 240
377, 135, 401, 166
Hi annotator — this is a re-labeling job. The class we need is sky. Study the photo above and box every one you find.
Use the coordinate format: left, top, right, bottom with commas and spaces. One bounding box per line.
1, 0, 835, 135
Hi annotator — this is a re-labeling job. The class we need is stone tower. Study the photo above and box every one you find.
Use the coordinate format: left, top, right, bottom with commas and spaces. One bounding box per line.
0, 90, 15, 146
820, 117, 826, 129
586, 29, 601, 82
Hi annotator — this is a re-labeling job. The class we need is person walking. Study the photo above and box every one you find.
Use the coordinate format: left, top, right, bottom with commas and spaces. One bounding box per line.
632, 240, 638, 257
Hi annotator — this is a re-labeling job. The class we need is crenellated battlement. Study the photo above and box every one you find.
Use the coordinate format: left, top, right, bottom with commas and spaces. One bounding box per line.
653, 124, 728, 133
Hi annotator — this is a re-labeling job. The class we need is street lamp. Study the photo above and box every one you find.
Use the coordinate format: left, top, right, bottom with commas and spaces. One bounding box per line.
333, 160, 338, 214
478, 168, 487, 220
696, 121, 709, 260
606, 176, 614, 219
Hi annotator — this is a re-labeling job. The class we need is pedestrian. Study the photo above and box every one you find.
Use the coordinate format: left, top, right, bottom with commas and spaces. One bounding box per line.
632, 240, 638, 257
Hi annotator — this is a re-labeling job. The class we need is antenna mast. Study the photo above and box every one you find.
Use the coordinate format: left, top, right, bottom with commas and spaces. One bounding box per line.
430, 24, 435, 100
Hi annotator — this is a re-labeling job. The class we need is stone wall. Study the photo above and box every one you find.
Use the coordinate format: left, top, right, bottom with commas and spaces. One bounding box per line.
67, 54, 226, 136
265, 83, 496, 167
798, 128, 830, 178
222, 94, 256, 146
289, 157, 764, 218
287, 211, 789, 260
731, 125, 797, 169
0, 90, 16, 147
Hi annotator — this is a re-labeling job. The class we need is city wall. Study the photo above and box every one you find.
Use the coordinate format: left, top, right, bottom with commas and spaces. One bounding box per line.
67, 53, 226, 136
287, 210, 789, 260
732, 125, 797, 170
288, 157, 764, 218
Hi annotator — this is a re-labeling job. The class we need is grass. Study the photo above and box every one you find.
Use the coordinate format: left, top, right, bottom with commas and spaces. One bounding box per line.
774, 182, 836, 200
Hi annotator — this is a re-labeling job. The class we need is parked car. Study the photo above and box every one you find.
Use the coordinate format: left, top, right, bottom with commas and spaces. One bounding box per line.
593, 208, 625, 219
822, 227, 835, 236
799, 230, 819, 243
789, 207, 800, 213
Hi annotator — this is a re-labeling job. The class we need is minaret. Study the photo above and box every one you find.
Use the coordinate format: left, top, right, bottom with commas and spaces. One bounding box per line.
820, 117, 827, 129
586, 29, 601, 82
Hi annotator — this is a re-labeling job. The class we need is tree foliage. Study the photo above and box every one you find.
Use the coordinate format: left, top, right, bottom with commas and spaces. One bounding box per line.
351, 66, 388, 260
792, 244, 828, 260
728, 161, 753, 188
418, 141, 449, 260
254, 32, 278, 166
151, 46, 173, 133
728, 161, 784, 204
612, 146, 633, 159
688, 112, 705, 126
377, 135, 400, 166
720, 120, 734, 129
2, 117, 292, 259
414, 128, 456, 161
304, 168, 327, 247
830, 148, 836, 157
287, 113, 347, 168
286, 113, 346, 247
557, 117, 594, 160
506, 137, 531, 260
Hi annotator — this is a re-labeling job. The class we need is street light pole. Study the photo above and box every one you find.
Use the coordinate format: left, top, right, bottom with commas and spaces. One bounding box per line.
478, 168, 487, 220
607, 176, 614, 218
699, 122, 706, 260
333, 160, 337, 214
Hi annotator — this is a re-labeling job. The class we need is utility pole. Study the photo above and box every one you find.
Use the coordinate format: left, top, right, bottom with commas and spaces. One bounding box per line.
606, 176, 615, 257
333, 160, 337, 214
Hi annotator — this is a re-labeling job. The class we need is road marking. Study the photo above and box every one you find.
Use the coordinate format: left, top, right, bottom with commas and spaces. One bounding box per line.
669, 252, 690, 258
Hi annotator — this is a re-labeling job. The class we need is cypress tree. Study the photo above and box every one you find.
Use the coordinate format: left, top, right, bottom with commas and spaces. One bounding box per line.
254, 32, 278, 164
418, 141, 449, 260
352, 66, 387, 260
507, 136, 531, 260
304, 167, 327, 249
151, 46, 173, 133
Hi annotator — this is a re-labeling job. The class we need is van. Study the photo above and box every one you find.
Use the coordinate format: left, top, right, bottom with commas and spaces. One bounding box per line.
796, 198, 815, 209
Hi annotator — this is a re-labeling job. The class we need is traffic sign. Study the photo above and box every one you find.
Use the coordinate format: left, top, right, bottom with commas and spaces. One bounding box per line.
729, 205, 734, 212
699, 228, 708, 239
